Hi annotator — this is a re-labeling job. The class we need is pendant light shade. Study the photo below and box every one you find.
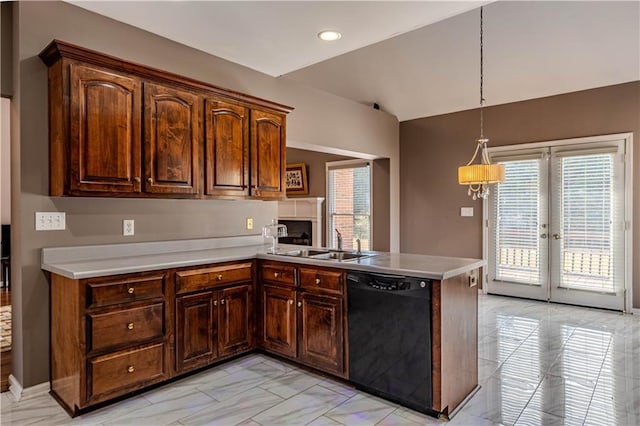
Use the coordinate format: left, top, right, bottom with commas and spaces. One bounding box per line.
458, 163, 505, 185
458, 6, 505, 200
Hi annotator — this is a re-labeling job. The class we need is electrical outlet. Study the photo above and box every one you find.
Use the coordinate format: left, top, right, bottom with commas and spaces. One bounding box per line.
123, 219, 135, 236
35, 212, 66, 231
246, 217, 254, 230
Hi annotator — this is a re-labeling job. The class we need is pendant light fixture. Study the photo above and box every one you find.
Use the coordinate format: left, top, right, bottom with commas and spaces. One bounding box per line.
458, 6, 505, 200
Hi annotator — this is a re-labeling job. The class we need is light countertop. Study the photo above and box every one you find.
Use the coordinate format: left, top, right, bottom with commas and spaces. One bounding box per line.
41, 236, 485, 281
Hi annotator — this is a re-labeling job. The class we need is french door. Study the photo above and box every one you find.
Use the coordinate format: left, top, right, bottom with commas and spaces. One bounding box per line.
487, 138, 627, 311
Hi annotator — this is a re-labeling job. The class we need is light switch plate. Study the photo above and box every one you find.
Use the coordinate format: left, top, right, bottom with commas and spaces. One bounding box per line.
35, 212, 66, 231
123, 219, 135, 236
246, 217, 254, 230
461, 207, 474, 217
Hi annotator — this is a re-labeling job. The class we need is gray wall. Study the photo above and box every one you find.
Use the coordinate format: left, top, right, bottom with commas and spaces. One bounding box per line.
400, 81, 640, 308
13, 1, 398, 387
372, 159, 390, 252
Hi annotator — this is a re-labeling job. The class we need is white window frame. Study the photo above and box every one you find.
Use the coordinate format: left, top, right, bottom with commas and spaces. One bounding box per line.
482, 133, 633, 313
325, 159, 374, 250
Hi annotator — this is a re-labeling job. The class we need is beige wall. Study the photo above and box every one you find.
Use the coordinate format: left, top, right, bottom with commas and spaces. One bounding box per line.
286, 148, 353, 198
400, 81, 640, 308
13, 1, 399, 387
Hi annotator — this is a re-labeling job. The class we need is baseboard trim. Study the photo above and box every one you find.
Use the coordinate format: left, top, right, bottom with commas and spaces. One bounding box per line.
633, 308, 640, 315
8, 374, 22, 401
8, 376, 49, 401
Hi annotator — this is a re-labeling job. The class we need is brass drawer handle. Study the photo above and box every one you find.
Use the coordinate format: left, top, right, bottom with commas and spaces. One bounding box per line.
297, 301, 302, 308
128, 287, 135, 294
127, 365, 135, 373
217, 274, 223, 281
127, 323, 134, 330
221, 298, 225, 305
288, 299, 293, 305
274, 272, 279, 278
315, 278, 321, 285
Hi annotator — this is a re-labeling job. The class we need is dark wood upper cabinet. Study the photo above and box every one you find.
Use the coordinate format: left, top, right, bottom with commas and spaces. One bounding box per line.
70, 64, 142, 194
144, 83, 200, 195
205, 99, 249, 197
251, 110, 286, 199
39, 40, 292, 200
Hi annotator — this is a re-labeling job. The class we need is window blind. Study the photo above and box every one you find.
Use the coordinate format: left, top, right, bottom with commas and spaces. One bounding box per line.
492, 158, 546, 285
551, 151, 624, 294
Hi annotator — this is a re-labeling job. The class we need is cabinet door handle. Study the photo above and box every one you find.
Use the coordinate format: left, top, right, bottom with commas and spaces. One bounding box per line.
127, 365, 135, 373
297, 301, 302, 308
133, 176, 141, 183
221, 298, 225, 305
127, 323, 134, 330
213, 300, 218, 306
288, 299, 293, 305
217, 274, 223, 281
315, 278, 321, 285
128, 287, 135, 294
274, 272, 279, 278
147, 177, 153, 183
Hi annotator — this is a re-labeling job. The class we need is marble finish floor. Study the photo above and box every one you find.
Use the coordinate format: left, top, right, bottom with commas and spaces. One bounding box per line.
1, 294, 639, 425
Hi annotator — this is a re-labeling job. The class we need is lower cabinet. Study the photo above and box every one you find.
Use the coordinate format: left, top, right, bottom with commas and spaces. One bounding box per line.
260, 284, 297, 357
175, 270, 254, 375
258, 262, 346, 377
298, 292, 344, 374
50, 271, 170, 413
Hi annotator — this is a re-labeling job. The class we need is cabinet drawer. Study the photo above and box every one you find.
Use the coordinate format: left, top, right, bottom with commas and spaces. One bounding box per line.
300, 268, 343, 294
260, 263, 296, 286
88, 343, 165, 399
176, 263, 253, 295
87, 275, 165, 308
88, 303, 164, 352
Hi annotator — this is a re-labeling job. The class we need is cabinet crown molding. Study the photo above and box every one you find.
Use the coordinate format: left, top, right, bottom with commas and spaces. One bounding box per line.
39, 39, 294, 114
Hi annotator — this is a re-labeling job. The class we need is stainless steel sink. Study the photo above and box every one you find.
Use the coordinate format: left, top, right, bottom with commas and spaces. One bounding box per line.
274, 249, 373, 262
276, 249, 331, 257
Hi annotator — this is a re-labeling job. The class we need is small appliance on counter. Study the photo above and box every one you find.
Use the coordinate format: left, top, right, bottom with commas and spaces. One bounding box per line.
262, 219, 288, 253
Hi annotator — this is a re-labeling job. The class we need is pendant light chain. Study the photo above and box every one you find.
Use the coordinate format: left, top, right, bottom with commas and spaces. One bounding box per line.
457, 5, 505, 200
479, 6, 485, 140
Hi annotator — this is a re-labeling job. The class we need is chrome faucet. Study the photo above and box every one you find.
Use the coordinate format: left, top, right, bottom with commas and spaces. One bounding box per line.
335, 229, 343, 251
356, 238, 361, 255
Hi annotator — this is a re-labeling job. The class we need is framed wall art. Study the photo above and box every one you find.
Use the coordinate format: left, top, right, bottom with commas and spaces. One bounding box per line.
285, 163, 308, 195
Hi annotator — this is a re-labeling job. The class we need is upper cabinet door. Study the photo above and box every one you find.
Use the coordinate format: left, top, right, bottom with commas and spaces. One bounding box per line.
250, 110, 285, 199
144, 83, 200, 195
205, 100, 249, 197
70, 64, 142, 193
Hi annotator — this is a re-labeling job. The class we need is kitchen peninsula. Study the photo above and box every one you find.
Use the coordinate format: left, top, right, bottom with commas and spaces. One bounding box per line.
42, 236, 484, 419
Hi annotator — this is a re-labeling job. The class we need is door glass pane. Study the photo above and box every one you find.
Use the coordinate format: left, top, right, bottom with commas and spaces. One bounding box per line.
557, 153, 618, 293
493, 159, 543, 285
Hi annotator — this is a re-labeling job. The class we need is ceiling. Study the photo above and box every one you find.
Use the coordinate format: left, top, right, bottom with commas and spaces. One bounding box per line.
70, 1, 639, 122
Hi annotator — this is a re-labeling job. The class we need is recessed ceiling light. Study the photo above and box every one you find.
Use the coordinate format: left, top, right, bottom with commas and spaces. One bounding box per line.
318, 30, 342, 41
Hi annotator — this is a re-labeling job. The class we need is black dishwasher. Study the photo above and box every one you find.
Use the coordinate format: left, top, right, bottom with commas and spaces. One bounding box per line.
347, 271, 433, 414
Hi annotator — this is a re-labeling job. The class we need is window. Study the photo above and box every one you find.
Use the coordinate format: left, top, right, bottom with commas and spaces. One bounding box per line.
326, 160, 371, 250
